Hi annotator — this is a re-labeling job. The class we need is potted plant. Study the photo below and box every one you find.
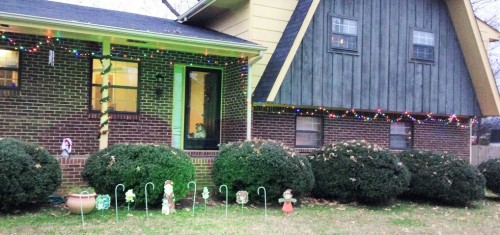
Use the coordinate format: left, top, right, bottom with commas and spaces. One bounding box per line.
66, 186, 96, 214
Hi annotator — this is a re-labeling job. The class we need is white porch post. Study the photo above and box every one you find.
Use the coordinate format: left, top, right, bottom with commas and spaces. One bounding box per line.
99, 39, 111, 150
247, 52, 264, 140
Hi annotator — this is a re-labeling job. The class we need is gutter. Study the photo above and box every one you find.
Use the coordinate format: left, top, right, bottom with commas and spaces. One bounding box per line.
176, 0, 216, 23
246, 51, 264, 140
0, 12, 266, 54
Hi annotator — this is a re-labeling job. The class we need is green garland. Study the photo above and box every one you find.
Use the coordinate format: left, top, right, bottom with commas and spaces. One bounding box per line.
98, 55, 112, 139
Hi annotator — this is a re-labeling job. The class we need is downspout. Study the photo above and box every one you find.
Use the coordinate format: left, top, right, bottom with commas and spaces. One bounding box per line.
246, 51, 264, 140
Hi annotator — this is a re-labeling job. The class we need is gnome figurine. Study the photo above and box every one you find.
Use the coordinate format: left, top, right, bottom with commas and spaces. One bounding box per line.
278, 189, 297, 216
162, 180, 175, 215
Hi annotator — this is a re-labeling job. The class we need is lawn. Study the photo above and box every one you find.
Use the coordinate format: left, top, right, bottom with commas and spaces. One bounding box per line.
1, 196, 499, 235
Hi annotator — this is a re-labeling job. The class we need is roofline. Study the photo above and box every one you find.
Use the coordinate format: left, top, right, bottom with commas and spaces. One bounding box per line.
176, 0, 216, 23
0, 12, 266, 56
446, 0, 500, 116
476, 17, 500, 43
265, 0, 320, 102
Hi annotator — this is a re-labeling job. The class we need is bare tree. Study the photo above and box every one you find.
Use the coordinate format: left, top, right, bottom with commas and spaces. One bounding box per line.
162, 0, 200, 17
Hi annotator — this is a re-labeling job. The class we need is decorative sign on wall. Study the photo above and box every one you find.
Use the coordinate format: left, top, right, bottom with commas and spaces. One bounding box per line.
60, 138, 72, 159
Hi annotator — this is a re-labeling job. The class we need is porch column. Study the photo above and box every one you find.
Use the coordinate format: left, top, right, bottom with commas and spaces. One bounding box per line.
247, 52, 264, 140
99, 39, 111, 150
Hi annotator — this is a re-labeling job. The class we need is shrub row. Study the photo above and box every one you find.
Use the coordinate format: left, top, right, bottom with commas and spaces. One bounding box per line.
3, 137, 496, 212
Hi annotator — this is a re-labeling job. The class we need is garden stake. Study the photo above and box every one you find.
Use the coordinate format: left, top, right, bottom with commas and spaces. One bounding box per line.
257, 187, 267, 217
187, 181, 197, 216
114, 183, 125, 222
144, 182, 154, 218
79, 190, 90, 229
219, 184, 228, 219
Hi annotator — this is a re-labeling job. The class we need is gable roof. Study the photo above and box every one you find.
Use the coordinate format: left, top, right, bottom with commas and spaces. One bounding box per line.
252, 0, 500, 115
0, 0, 265, 57
446, 0, 500, 116
252, 0, 319, 103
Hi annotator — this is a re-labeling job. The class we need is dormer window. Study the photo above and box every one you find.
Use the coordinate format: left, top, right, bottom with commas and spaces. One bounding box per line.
330, 16, 358, 51
412, 30, 435, 61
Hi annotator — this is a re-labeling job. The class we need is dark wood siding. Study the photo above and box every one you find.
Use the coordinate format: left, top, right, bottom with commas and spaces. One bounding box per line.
275, 0, 481, 116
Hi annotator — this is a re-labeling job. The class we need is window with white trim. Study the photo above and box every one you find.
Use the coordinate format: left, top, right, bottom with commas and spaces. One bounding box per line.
412, 30, 435, 61
390, 122, 413, 150
295, 116, 323, 147
330, 17, 358, 51
0, 49, 20, 89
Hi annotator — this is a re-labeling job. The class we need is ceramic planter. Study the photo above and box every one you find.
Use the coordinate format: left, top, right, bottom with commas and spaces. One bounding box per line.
66, 193, 97, 214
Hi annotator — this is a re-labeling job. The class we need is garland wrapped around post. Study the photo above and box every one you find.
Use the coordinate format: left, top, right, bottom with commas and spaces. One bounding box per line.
98, 54, 112, 149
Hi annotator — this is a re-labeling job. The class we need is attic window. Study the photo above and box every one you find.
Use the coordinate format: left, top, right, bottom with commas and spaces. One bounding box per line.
330, 16, 358, 51
411, 30, 435, 61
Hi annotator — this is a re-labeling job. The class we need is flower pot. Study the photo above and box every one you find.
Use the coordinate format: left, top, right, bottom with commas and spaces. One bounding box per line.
66, 193, 97, 214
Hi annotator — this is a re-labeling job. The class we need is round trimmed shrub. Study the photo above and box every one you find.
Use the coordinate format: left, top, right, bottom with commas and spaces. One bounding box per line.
309, 140, 410, 204
0, 138, 62, 211
399, 150, 485, 206
477, 158, 500, 195
81, 144, 194, 207
212, 139, 314, 203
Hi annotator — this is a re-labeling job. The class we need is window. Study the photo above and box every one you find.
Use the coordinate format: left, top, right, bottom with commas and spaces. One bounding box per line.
295, 116, 323, 147
91, 59, 138, 113
412, 30, 434, 61
330, 16, 358, 51
0, 49, 20, 89
390, 122, 412, 150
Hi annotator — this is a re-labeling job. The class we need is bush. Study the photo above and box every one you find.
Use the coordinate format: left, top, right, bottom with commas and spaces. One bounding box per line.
0, 138, 62, 211
212, 139, 314, 203
81, 144, 194, 207
399, 150, 485, 206
309, 140, 410, 204
478, 158, 500, 195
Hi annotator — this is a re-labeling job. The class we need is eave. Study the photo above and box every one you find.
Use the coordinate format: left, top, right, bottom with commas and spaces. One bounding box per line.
446, 0, 500, 116
0, 12, 266, 58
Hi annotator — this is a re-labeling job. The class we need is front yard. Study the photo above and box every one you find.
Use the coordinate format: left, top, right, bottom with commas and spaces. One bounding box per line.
1, 196, 499, 234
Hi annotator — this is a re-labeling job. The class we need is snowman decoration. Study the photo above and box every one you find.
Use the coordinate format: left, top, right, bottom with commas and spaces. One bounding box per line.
60, 138, 72, 159
162, 180, 175, 215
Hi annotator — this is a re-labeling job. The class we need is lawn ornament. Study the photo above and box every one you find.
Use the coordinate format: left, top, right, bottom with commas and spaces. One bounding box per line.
60, 138, 72, 159
236, 191, 248, 212
125, 189, 136, 213
279, 189, 297, 216
202, 187, 210, 208
219, 184, 228, 219
162, 180, 175, 215
115, 183, 125, 222
95, 194, 111, 210
257, 187, 267, 217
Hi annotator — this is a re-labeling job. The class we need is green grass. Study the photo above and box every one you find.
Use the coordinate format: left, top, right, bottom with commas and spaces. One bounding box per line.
1, 197, 500, 235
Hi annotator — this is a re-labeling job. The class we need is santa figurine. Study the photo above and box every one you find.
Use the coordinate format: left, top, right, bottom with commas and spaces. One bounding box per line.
279, 189, 297, 216
60, 138, 72, 159
162, 180, 175, 215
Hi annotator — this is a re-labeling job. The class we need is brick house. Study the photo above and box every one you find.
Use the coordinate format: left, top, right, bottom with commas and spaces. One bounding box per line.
1, 0, 499, 189
0, 0, 265, 188
178, 0, 499, 159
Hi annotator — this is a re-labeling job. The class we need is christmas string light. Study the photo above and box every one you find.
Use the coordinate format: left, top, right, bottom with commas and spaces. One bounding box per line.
253, 105, 476, 128
0, 32, 249, 67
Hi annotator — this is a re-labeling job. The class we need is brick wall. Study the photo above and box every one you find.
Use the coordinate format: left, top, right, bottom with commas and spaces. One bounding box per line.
0, 33, 247, 155
253, 111, 471, 159
56, 153, 216, 194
